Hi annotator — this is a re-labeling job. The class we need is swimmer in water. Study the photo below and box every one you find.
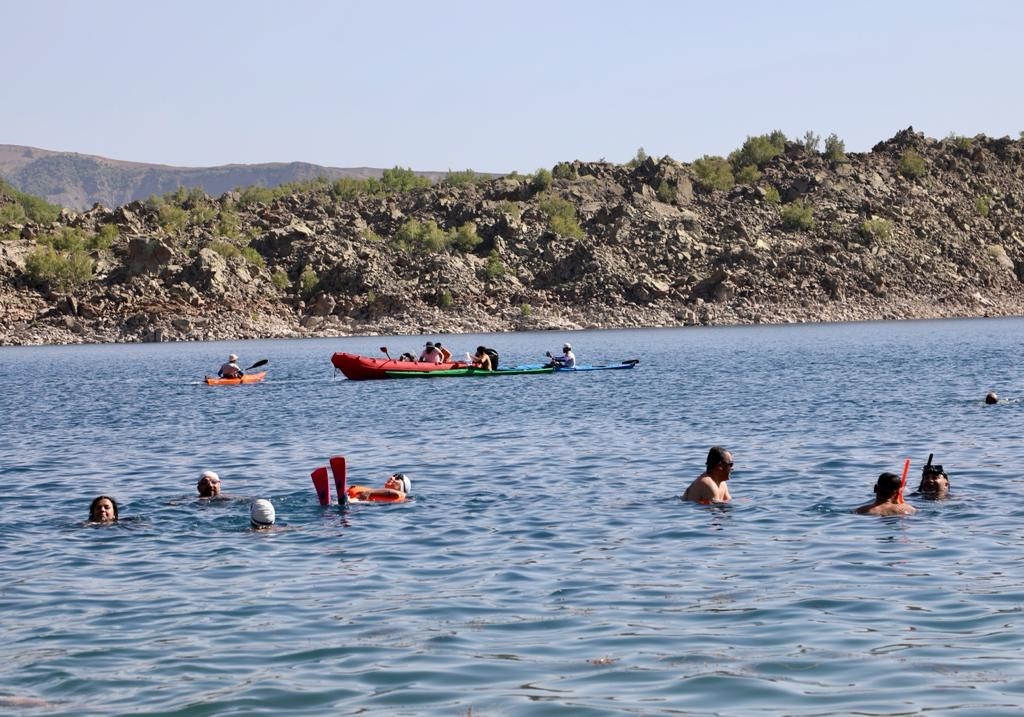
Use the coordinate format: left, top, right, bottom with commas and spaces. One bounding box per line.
682, 446, 733, 503
89, 495, 119, 523
915, 462, 950, 499
985, 392, 999, 405
197, 470, 222, 498
856, 472, 916, 516
250, 499, 276, 529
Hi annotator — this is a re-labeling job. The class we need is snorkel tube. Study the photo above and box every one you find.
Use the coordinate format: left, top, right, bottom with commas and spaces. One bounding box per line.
897, 458, 911, 503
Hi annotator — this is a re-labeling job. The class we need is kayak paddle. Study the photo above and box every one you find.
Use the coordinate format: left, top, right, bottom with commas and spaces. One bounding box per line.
245, 359, 268, 371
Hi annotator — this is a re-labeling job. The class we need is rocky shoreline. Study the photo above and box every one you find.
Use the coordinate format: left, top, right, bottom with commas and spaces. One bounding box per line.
2, 127, 1023, 346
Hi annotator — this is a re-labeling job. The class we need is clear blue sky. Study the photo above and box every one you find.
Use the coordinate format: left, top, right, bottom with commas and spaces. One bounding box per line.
4, 0, 1022, 173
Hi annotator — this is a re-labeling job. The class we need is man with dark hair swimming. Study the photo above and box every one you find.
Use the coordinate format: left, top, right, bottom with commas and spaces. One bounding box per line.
682, 446, 733, 503
856, 472, 917, 515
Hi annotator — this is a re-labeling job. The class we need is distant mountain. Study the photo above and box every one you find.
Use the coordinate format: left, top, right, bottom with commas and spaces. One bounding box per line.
0, 144, 446, 209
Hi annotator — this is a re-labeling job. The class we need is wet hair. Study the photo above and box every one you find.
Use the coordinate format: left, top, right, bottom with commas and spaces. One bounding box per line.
706, 446, 729, 471
985, 392, 998, 405
89, 495, 119, 522
874, 472, 902, 496
475, 346, 486, 355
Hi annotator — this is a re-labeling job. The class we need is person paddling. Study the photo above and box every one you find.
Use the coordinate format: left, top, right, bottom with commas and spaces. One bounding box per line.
218, 354, 244, 379
856, 472, 917, 516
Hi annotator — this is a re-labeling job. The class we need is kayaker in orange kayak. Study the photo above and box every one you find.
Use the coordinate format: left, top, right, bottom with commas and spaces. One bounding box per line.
218, 354, 244, 379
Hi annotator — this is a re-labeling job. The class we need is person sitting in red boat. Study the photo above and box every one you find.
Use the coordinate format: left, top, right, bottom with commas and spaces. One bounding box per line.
347, 473, 411, 503
435, 341, 452, 362
218, 354, 244, 379
418, 341, 444, 363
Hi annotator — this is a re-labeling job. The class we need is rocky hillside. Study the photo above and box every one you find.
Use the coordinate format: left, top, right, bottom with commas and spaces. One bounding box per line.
1, 127, 1023, 346
0, 144, 446, 209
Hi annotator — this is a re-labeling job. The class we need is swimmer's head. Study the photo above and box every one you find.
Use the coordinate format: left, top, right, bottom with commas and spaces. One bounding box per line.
250, 499, 275, 528
919, 464, 949, 494
197, 470, 221, 497
874, 472, 902, 496
386, 473, 411, 494
985, 392, 998, 405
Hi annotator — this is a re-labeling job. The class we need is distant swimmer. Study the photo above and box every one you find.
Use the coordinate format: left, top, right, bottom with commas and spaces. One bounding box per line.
250, 499, 276, 529
985, 392, 999, 405
916, 462, 950, 499
855, 472, 917, 516
89, 495, 119, 523
682, 446, 733, 503
197, 470, 223, 498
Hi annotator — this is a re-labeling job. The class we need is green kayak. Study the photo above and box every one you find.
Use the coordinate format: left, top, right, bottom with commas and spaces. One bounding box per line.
385, 366, 555, 378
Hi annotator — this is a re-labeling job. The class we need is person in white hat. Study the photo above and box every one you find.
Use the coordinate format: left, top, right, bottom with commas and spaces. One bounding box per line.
547, 342, 576, 368
197, 470, 222, 498
417, 341, 443, 364
218, 354, 244, 379
250, 499, 276, 529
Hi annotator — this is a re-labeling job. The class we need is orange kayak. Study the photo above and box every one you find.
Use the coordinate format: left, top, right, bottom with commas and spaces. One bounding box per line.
204, 371, 267, 386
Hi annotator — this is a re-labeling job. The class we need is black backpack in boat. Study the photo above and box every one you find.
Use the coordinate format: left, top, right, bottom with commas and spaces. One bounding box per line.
484, 347, 499, 369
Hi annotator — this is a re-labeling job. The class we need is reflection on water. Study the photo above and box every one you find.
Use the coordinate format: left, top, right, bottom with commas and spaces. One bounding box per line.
1, 319, 1023, 714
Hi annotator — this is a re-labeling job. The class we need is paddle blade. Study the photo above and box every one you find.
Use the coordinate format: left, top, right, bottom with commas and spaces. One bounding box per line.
329, 455, 347, 505
311, 466, 331, 506
246, 359, 269, 370
379, 346, 389, 354
622, 359, 640, 365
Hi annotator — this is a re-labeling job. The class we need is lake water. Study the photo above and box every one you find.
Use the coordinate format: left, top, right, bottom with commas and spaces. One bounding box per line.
2, 319, 1023, 715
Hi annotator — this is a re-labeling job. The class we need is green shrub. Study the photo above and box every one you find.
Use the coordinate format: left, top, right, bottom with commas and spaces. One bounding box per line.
625, 147, 649, 169
948, 133, 973, 151
656, 179, 676, 203
241, 246, 265, 267
1, 229, 20, 241
443, 169, 482, 187
45, 226, 89, 252
24, 246, 93, 289
780, 199, 814, 230
299, 267, 319, 297
729, 131, 786, 170
451, 222, 482, 252
538, 194, 584, 238
899, 150, 927, 179
802, 130, 820, 152
486, 250, 506, 278
439, 290, 453, 308
530, 168, 552, 193
94, 223, 118, 249
236, 185, 276, 207
189, 203, 217, 225
0, 179, 61, 223
735, 164, 761, 185
366, 289, 377, 304
824, 133, 847, 163
552, 162, 578, 180
499, 200, 522, 220
418, 220, 449, 252
0, 202, 26, 224
692, 155, 734, 191
520, 302, 531, 317
361, 228, 382, 242
976, 195, 991, 217
271, 271, 290, 290
217, 209, 241, 239
209, 241, 240, 259
762, 185, 781, 204
859, 217, 893, 242
158, 202, 188, 233
380, 166, 432, 193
